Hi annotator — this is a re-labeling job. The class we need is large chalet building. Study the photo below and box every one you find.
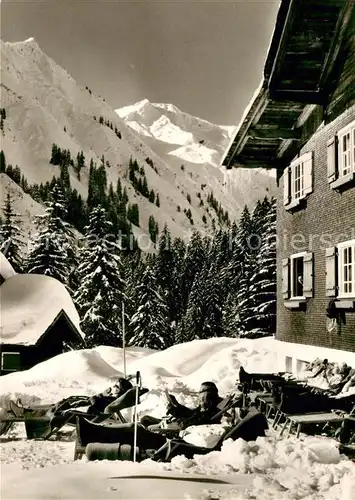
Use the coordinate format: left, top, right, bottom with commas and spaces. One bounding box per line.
223, 0, 355, 371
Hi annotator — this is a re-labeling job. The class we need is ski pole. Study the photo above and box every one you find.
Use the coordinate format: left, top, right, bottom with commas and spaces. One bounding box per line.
133, 370, 140, 463
122, 302, 126, 379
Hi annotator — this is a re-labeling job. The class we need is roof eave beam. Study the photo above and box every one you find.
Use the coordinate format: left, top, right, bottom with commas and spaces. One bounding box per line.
223, 89, 270, 168
269, 89, 326, 104
226, 158, 283, 170
249, 126, 301, 140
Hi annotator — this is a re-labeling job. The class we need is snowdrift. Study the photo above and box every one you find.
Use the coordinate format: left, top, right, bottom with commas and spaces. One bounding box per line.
1, 336, 355, 500
0, 251, 17, 280
0, 337, 276, 412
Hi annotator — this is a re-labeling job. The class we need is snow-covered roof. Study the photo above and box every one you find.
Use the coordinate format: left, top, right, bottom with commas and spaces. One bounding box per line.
0, 251, 17, 281
0, 274, 84, 345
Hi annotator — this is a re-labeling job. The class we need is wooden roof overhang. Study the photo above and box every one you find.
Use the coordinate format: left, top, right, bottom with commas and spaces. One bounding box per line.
223, 0, 354, 170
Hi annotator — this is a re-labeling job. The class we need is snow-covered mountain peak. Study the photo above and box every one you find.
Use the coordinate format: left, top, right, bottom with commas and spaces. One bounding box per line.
1, 40, 276, 246
116, 98, 151, 119
2, 37, 38, 47
116, 99, 235, 164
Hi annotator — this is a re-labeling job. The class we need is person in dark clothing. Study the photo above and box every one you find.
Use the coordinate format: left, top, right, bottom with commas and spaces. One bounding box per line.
83, 410, 269, 462
141, 381, 224, 432
87, 377, 134, 414
168, 381, 223, 423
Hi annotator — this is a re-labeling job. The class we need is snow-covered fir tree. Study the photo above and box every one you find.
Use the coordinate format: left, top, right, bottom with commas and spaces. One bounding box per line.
178, 266, 207, 342
220, 198, 276, 338
169, 237, 187, 326
221, 293, 239, 337
202, 262, 224, 338
121, 250, 144, 340
129, 264, 171, 349
248, 197, 277, 336
181, 231, 206, 311
75, 206, 126, 347
156, 226, 173, 281
0, 191, 23, 272
225, 205, 256, 335
26, 183, 74, 284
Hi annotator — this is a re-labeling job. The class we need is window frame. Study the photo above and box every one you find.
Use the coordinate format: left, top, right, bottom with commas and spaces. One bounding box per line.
291, 161, 305, 200
1, 351, 21, 372
284, 151, 313, 210
338, 120, 355, 178
290, 251, 307, 300
337, 239, 355, 299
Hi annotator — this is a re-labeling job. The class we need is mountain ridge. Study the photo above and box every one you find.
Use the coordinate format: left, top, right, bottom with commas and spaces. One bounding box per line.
0, 37, 276, 246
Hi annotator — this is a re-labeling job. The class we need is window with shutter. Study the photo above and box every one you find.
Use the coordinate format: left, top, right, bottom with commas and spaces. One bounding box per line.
292, 160, 305, 199
325, 247, 337, 297
303, 252, 314, 298
282, 258, 290, 299
284, 253, 313, 307
285, 151, 314, 210
337, 239, 355, 298
290, 252, 306, 299
330, 121, 355, 189
303, 152, 313, 195
327, 136, 338, 183
338, 123, 354, 177
283, 167, 291, 206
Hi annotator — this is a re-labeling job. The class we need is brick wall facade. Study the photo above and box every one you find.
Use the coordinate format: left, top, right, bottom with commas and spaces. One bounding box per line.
277, 105, 355, 351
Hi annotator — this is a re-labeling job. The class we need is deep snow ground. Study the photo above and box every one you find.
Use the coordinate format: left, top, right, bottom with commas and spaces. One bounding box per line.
0, 337, 354, 500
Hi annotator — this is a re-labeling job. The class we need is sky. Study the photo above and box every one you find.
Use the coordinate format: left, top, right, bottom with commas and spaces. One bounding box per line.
1, 0, 280, 125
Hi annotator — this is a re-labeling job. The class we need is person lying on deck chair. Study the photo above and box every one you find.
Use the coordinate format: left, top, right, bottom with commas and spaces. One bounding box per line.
87, 377, 134, 415
140, 381, 235, 432
82, 408, 269, 463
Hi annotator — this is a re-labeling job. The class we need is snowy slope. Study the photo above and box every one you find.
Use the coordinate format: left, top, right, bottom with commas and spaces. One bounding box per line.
1, 38, 276, 244
116, 98, 277, 218
0, 39, 196, 241
0, 173, 45, 242
1, 337, 354, 500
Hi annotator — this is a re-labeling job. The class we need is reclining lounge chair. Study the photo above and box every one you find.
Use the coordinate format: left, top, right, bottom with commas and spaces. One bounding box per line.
79, 409, 268, 462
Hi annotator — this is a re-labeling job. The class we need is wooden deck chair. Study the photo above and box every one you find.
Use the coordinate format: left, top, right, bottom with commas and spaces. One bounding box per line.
210, 392, 244, 423
74, 416, 167, 460
82, 410, 268, 463
153, 410, 268, 462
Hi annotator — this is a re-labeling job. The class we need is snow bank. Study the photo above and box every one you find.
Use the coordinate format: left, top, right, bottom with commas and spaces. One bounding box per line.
156, 436, 355, 500
181, 424, 230, 448
0, 336, 276, 411
0, 251, 16, 280
1, 336, 354, 500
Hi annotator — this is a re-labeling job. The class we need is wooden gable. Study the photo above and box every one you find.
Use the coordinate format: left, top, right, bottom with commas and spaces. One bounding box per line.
223, 0, 355, 170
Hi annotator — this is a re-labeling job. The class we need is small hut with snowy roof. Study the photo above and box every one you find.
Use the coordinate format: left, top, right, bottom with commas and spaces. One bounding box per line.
0, 252, 84, 374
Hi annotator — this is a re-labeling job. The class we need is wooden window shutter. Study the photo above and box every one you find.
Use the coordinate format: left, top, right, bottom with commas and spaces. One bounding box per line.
327, 136, 338, 183
325, 246, 338, 296
283, 167, 291, 206
282, 258, 290, 299
303, 152, 314, 196
303, 252, 314, 298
